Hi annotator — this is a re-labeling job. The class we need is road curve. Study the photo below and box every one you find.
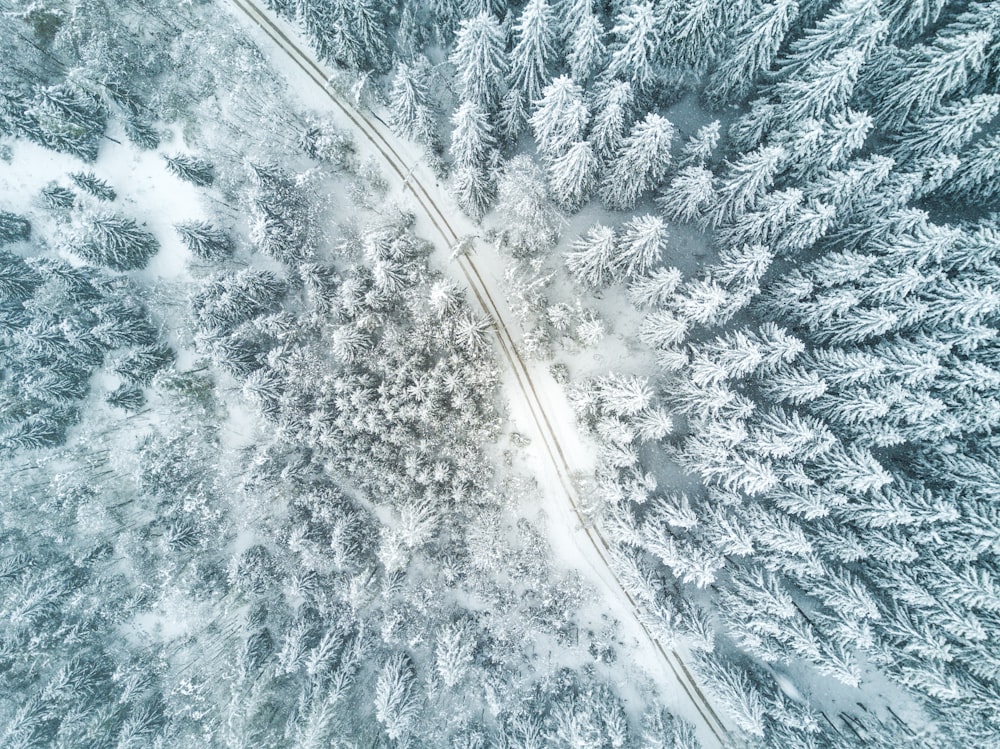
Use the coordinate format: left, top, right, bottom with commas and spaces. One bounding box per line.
227, 0, 730, 743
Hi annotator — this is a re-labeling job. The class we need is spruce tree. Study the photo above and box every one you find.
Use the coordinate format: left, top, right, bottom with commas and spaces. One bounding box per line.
450, 12, 508, 114
588, 80, 634, 163
607, 0, 661, 93
530, 76, 589, 161
509, 0, 558, 106
600, 113, 675, 210
706, 0, 799, 104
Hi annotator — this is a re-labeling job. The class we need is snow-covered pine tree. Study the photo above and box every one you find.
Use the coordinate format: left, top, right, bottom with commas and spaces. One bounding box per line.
388, 57, 435, 144
70, 171, 116, 201
614, 214, 668, 281
565, 224, 616, 288
567, 11, 607, 83
707, 145, 786, 227
606, 0, 661, 92
374, 652, 419, 741
450, 100, 496, 169
529, 76, 589, 162
0, 211, 31, 246
509, 0, 558, 107
71, 214, 159, 271
175, 221, 235, 260
588, 80, 634, 164
450, 12, 509, 114
769, 48, 865, 127
600, 113, 675, 210
679, 120, 721, 167
890, 94, 1000, 167
706, 0, 799, 104
658, 165, 715, 223
776, 0, 886, 77
547, 140, 598, 209
163, 154, 214, 187
865, 27, 993, 130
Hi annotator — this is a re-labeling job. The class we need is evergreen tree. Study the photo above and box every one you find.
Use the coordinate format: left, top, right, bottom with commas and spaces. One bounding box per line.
868, 29, 993, 130
389, 57, 435, 144
565, 224, 616, 288
658, 165, 715, 223
547, 140, 598, 209
770, 48, 865, 126
509, 0, 558, 106
71, 214, 159, 271
450, 100, 496, 169
679, 120, 721, 167
530, 76, 589, 161
615, 215, 669, 281
450, 12, 508, 114
0, 211, 31, 246
891, 94, 1000, 166
175, 221, 235, 261
607, 1, 661, 93
707, 145, 786, 227
70, 172, 116, 201
567, 11, 606, 84
776, 0, 886, 76
706, 0, 799, 104
41, 184, 76, 209
588, 80, 634, 163
601, 113, 675, 210
163, 154, 214, 187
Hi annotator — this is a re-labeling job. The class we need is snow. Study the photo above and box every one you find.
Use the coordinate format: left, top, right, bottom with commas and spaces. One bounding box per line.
223, 2, 726, 744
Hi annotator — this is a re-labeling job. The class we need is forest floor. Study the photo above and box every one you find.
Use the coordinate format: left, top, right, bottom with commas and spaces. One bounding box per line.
225, 0, 730, 744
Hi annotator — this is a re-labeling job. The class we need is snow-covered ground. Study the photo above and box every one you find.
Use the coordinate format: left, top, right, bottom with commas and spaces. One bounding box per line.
222, 1, 728, 744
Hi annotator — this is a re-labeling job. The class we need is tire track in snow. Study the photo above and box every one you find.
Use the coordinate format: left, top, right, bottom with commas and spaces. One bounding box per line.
227, 1, 730, 742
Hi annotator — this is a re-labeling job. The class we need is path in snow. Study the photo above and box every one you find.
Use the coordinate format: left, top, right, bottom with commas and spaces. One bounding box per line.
225, 1, 730, 744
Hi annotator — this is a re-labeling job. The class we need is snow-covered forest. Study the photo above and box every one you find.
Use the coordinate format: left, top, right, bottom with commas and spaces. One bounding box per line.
2, 0, 1000, 747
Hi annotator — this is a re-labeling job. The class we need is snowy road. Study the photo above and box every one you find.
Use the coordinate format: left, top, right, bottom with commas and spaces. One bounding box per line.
226, 1, 729, 743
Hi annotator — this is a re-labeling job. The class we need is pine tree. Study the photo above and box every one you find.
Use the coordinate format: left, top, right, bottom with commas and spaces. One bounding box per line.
658, 165, 714, 223
708, 145, 786, 226
374, 653, 419, 741
565, 224, 616, 288
70, 172, 116, 201
589, 81, 634, 164
883, 0, 950, 41
163, 154, 214, 187
659, 0, 731, 75
615, 214, 668, 280
0, 211, 31, 246
777, 0, 886, 76
891, 94, 1000, 166
71, 214, 159, 271
628, 266, 683, 308
706, 0, 799, 104
452, 164, 495, 219
435, 621, 475, 688
770, 48, 865, 126
529, 76, 589, 161
450, 100, 495, 169
679, 120, 721, 167
175, 222, 235, 260
567, 12, 606, 83
601, 113, 675, 210
41, 184, 76, 209
509, 0, 558, 106
450, 12, 509, 114
547, 140, 598, 209
607, 1, 661, 93
945, 130, 1000, 203
388, 57, 435, 144
869, 29, 993, 130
